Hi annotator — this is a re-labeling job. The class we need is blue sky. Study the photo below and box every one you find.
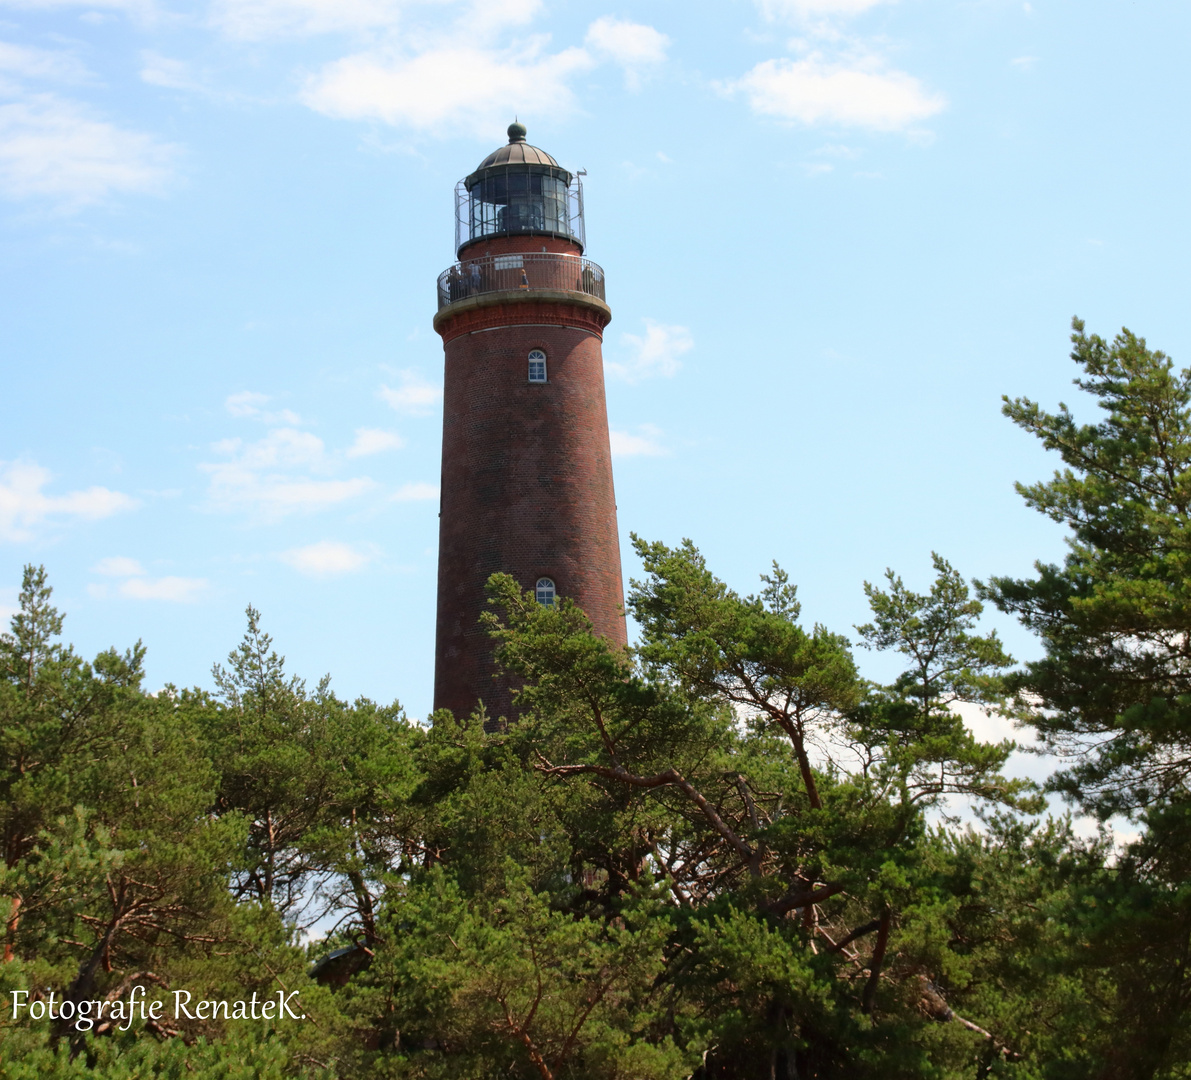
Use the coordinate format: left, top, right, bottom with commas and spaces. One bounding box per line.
1, 0, 1188, 748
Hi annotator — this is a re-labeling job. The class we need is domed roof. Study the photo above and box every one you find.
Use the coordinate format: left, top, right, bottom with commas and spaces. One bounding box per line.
470, 123, 568, 177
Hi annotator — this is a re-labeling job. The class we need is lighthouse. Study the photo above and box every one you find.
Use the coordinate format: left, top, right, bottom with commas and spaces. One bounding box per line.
432, 123, 627, 721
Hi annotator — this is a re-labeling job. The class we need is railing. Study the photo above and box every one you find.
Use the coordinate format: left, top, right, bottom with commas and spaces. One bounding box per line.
437, 253, 606, 312
455, 174, 585, 254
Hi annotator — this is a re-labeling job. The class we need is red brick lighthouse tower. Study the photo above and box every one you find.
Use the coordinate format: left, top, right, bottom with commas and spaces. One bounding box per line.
432, 123, 626, 720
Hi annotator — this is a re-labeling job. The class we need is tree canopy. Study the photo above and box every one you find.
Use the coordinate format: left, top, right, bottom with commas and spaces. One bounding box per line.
2, 318, 1190, 1078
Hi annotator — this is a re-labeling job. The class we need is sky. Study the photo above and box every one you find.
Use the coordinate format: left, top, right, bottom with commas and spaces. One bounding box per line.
1, 0, 1188, 809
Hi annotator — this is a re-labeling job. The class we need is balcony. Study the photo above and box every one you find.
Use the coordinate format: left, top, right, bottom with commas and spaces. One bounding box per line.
436, 252, 606, 312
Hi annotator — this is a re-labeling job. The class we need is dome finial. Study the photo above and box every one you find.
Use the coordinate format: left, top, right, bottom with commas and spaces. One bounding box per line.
508, 120, 527, 143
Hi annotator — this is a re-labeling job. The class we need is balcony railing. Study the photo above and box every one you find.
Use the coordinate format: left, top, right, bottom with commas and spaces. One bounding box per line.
437, 252, 606, 312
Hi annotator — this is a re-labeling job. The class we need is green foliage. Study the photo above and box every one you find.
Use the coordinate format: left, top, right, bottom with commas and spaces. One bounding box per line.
0, 1020, 331, 1079
6, 311, 1190, 1080
986, 318, 1191, 817
350, 870, 694, 1079
200, 605, 422, 938
984, 317, 1191, 1079
476, 552, 1058, 1076
0, 576, 386, 1074
854, 553, 1042, 815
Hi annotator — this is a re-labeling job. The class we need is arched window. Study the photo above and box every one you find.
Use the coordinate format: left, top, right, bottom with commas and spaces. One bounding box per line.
528, 350, 547, 383
535, 577, 556, 607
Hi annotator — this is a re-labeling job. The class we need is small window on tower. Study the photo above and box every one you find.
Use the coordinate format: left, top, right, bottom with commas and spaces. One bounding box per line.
536, 577, 556, 607
528, 350, 547, 383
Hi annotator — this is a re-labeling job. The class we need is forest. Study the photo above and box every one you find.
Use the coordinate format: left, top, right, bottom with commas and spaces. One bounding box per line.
2, 319, 1189, 1079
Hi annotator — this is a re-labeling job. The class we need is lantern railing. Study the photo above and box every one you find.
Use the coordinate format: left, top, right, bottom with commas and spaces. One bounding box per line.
436, 252, 606, 311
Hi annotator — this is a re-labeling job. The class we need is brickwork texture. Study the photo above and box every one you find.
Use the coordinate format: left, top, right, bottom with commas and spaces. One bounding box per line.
432, 291, 626, 722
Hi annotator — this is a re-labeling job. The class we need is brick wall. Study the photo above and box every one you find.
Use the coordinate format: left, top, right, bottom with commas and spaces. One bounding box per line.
433, 297, 626, 723
457, 234, 583, 260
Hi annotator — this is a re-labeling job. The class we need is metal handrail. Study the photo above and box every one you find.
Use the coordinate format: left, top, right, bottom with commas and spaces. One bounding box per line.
437, 252, 606, 312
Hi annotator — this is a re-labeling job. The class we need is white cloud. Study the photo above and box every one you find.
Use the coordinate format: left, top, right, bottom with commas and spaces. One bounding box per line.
121, 575, 207, 601
224, 390, 301, 425
93, 555, 146, 577
757, 0, 893, 18
206, 471, 376, 514
584, 17, 668, 88
225, 390, 270, 417
229, 2, 655, 134
302, 41, 594, 135
466, 0, 541, 38
585, 17, 668, 66
207, 0, 542, 40
1010, 55, 1038, 70
0, 0, 152, 12
0, 93, 178, 207
610, 425, 666, 459
139, 52, 227, 97
725, 54, 944, 131
347, 427, 405, 457
391, 481, 438, 502
0, 41, 90, 84
208, 0, 408, 39
87, 556, 206, 600
379, 371, 441, 415
0, 459, 137, 541
212, 427, 325, 469
201, 429, 377, 517
280, 539, 374, 577
606, 319, 692, 383
140, 52, 196, 90
87, 578, 202, 602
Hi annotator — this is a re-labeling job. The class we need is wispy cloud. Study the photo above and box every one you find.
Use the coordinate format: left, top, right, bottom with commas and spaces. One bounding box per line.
88, 577, 209, 601
139, 52, 244, 101
724, 54, 944, 131
224, 390, 301, 425
610, 425, 667, 458
87, 555, 207, 602
346, 427, 405, 457
280, 539, 375, 577
200, 428, 377, 518
208, 0, 544, 40
585, 16, 669, 89
207, 0, 410, 40
606, 319, 693, 383
210, 427, 325, 469
379, 371, 441, 415
0, 92, 178, 208
0, 0, 152, 15
120, 576, 207, 600
757, 0, 893, 18
93, 555, 146, 577
0, 458, 137, 541
725, 0, 944, 136
391, 481, 438, 502
0, 40, 90, 84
